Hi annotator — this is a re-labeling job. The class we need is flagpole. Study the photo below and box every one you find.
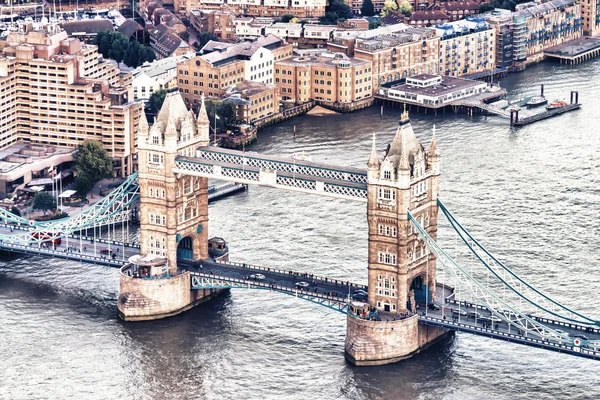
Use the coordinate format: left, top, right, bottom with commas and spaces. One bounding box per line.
214, 113, 217, 146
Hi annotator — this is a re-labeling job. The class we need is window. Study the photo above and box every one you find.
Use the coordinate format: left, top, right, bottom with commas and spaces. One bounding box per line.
383, 170, 391, 180
378, 188, 396, 201
184, 179, 192, 194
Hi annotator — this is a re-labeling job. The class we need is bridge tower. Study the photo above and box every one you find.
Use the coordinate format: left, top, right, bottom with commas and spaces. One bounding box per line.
345, 110, 448, 365
118, 91, 214, 321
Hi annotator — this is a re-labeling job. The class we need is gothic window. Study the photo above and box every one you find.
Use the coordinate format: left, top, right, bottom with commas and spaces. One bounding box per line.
383, 170, 391, 180
184, 179, 192, 194
378, 188, 396, 201
152, 135, 159, 145
185, 207, 192, 221
385, 226, 391, 236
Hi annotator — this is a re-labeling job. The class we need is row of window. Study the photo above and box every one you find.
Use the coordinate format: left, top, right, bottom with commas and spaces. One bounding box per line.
377, 252, 397, 266
149, 214, 167, 226
149, 235, 166, 256
148, 188, 166, 199
378, 224, 397, 237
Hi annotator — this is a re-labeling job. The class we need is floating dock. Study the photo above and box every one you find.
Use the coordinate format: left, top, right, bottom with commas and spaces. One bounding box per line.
510, 90, 580, 127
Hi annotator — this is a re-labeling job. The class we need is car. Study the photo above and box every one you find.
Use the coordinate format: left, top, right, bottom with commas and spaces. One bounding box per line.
488, 316, 503, 323
452, 308, 468, 317
249, 274, 265, 280
353, 289, 368, 296
352, 293, 367, 301
428, 303, 441, 311
569, 333, 590, 341
469, 311, 484, 319
295, 281, 310, 289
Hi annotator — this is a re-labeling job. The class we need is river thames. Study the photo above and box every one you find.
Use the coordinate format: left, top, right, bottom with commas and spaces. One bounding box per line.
1, 60, 600, 399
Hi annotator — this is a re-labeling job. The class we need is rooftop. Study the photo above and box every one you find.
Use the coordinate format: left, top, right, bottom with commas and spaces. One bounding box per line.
276, 52, 370, 68
389, 74, 487, 98
515, 0, 577, 18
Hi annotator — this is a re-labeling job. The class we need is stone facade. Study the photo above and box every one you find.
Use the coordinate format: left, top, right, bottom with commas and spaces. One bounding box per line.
137, 91, 211, 275
118, 269, 221, 321
345, 314, 449, 366
366, 110, 440, 314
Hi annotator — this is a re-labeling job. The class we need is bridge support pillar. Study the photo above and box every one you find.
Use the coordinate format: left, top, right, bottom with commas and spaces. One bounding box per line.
345, 314, 449, 366
117, 265, 222, 321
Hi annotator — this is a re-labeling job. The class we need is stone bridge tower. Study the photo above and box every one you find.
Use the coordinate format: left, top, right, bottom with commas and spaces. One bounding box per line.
137, 91, 210, 275
345, 110, 446, 366
365, 109, 440, 313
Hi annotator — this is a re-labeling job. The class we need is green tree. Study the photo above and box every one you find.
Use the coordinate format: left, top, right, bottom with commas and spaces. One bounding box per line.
281, 14, 296, 22
369, 20, 381, 29
327, 0, 352, 19
180, 31, 190, 42
399, 0, 412, 15
32, 193, 56, 216
108, 34, 130, 64
95, 30, 112, 58
74, 140, 113, 197
10, 206, 20, 217
380, 0, 398, 16
361, 0, 375, 16
319, 11, 340, 25
149, 89, 167, 114
196, 32, 218, 50
479, 2, 495, 12
138, 45, 156, 64
206, 100, 237, 130
124, 40, 142, 68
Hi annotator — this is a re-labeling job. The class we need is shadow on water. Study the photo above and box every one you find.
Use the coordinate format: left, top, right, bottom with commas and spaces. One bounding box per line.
342, 334, 457, 400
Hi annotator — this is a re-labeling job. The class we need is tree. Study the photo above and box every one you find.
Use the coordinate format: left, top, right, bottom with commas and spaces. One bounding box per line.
399, 0, 412, 15
108, 34, 130, 64
479, 2, 495, 12
319, 11, 340, 25
380, 0, 398, 16
32, 193, 56, 216
319, 0, 352, 24
281, 14, 296, 22
180, 31, 190, 42
124, 40, 142, 68
205, 100, 237, 130
361, 0, 375, 16
369, 20, 381, 29
74, 140, 113, 197
149, 89, 167, 114
138, 45, 156, 64
196, 32, 218, 51
10, 206, 20, 217
94, 30, 156, 67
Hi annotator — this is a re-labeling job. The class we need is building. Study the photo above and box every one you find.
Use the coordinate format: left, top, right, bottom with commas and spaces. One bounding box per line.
177, 35, 293, 108
436, 17, 496, 77
407, 10, 450, 27
348, 0, 386, 14
274, 51, 372, 103
149, 24, 192, 59
0, 27, 142, 177
484, 9, 515, 70
223, 80, 280, 122
132, 55, 192, 104
352, 25, 440, 88
174, 0, 326, 18
59, 19, 115, 43
380, 74, 488, 107
513, 0, 582, 65
264, 22, 303, 43
235, 17, 274, 40
439, 1, 481, 21
581, 0, 600, 36
189, 7, 236, 42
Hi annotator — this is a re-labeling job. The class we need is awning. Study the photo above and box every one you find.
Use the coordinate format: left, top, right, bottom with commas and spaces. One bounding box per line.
21, 185, 45, 193
59, 190, 77, 198
27, 178, 53, 186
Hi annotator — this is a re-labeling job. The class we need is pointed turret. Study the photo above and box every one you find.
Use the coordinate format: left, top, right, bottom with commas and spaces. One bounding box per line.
138, 110, 149, 145
367, 133, 380, 169
399, 129, 410, 172
197, 94, 210, 145
428, 125, 440, 157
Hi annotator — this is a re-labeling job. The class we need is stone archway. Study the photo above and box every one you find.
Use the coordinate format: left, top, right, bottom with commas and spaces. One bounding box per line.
177, 234, 201, 260
409, 275, 429, 304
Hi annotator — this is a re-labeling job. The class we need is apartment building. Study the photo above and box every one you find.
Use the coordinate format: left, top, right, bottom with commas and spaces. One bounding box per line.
175, 0, 326, 18
274, 52, 372, 103
484, 9, 515, 69
177, 35, 293, 108
513, 0, 582, 64
235, 17, 274, 40
264, 22, 303, 42
189, 7, 236, 41
352, 25, 440, 88
436, 18, 496, 77
223, 80, 280, 122
0, 27, 142, 177
581, 0, 600, 36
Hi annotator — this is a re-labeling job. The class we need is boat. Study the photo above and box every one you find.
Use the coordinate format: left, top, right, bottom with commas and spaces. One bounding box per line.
526, 96, 547, 107
546, 100, 567, 110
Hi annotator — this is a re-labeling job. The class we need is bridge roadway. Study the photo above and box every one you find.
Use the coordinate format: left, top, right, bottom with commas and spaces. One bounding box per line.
2, 236, 599, 360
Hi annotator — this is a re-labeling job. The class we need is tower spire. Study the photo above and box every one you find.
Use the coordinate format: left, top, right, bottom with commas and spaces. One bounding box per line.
428, 124, 440, 156
367, 133, 380, 169
399, 127, 410, 171
197, 94, 210, 145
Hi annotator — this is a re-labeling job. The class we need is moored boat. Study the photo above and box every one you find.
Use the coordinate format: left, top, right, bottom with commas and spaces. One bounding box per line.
546, 100, 567, 110
526, 96, 548, 107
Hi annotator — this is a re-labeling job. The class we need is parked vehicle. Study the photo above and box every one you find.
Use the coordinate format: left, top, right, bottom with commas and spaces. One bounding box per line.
295, 281, 309, 289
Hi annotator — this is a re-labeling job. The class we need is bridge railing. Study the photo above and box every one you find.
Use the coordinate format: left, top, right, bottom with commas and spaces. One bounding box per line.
0, 241, 126, 267
215, 259, 368, 290
190, 272, 349, 309
419, 315, 600, 358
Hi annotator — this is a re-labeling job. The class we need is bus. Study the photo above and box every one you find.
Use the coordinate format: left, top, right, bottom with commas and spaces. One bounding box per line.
31, 232, 62, 245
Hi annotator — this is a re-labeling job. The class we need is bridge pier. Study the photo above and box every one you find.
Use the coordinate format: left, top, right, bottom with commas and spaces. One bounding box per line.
345, 314, 449, 366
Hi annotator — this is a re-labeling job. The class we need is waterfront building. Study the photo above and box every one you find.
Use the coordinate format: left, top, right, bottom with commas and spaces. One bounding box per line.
440, 1, 480, 21
483, 9, 515, 70
581, 0, 600, 36
436, 17, 496, 77
274, 51, 372, 103
174, 0, 326, 18
407, 10, 450, 27
177, 35, 292, 108
352, 24, 440, 88
0, 27, 142, 177
513, 0, 582, 66
379, 73, 488, 107
132, 55, 192, 104
223, 80, 280, 122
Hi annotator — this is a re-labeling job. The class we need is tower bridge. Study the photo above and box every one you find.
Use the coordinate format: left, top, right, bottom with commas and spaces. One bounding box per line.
1, 91, 599, 366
